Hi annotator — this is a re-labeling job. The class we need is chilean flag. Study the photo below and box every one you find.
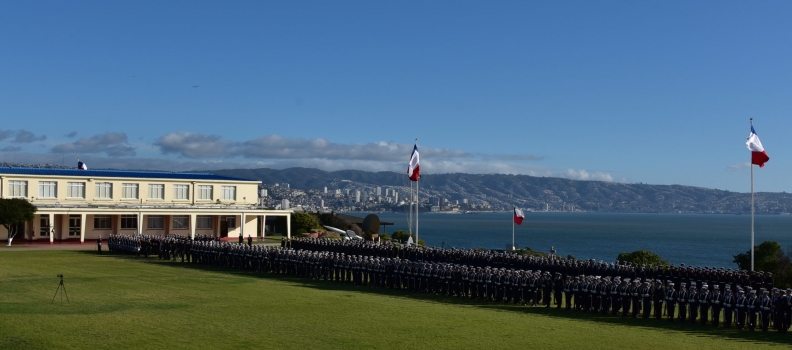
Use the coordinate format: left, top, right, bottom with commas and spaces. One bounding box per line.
77, 160, 88, 170
407, 143, 420, 181
745, 126, 769, 168
514, 208, 525, 225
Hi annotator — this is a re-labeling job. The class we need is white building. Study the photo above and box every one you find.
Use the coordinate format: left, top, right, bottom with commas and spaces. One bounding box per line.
282, 199, 290, 210
0, 167, 293, 243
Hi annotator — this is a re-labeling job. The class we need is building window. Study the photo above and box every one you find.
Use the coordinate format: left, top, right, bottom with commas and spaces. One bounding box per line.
40, 216, 51, 236
173, 184, 189, 200
8, 180, 27, 198
147, 215, 164, 229
226, 216, 236, 229
67, 182, 85, 198
122, 183, 138, 199
172, 215, 189, 229
198, 185, 213, 200
38, 181, 57, 198
121, 215, 138, 230
148, 184, 164, 200
68, 215, 81, 236
95, 182, 113, 199
221, 186, 236, 201
197, 215, 212, 229
94, 215, 112, 230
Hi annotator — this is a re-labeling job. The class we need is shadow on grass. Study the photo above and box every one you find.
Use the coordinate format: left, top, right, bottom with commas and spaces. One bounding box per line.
84, 252, 791, 345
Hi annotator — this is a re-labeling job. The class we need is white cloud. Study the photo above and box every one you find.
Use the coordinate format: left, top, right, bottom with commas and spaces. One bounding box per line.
156, 132, 234, 158
562, 169, 615, 182
0, 131, 618, 183
155, 132, 481, 162
0, 129, 47, 143
51, 132, 136, 157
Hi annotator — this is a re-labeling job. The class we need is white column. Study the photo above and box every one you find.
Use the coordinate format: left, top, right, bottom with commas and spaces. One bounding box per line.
138, 214, 144, 235
190, 214, 196, 240
286, 213, 291, 239
79, 213, 86, 243
241, 213, 246, 238
49, 213, 54, 244
261, 214, 267, 239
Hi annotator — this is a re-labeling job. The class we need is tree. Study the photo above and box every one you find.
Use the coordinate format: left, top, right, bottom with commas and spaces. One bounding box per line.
0, 198, 37, 245
733, 241, 783, 272
734, 241, 792, 288
292, 212, 321, 233
617, 249, 669, 266
315, 213, 353, 231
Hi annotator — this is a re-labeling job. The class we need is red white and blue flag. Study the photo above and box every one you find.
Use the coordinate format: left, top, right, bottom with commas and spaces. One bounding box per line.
408, 143, 420, 181
514, 208, 525, 225
745, 126, 769, 168
77, 160, 88, 170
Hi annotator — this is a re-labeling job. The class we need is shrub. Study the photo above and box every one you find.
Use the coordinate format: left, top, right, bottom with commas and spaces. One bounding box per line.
617, 250, 669, 266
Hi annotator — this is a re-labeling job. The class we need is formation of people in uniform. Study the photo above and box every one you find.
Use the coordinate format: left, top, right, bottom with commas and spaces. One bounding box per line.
107, 234, 792, 333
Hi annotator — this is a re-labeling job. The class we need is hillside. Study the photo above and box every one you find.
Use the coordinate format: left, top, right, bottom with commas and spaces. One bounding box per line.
208, 167, 792, 213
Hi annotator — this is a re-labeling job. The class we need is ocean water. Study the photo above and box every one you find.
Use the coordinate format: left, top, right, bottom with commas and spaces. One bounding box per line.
373, 212, 792, 269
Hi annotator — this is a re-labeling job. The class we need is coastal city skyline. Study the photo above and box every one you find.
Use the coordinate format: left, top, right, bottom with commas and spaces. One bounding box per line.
2, 1, 792, 193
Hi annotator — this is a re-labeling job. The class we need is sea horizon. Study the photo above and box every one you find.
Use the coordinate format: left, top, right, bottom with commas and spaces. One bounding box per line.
360, 211, 792, 269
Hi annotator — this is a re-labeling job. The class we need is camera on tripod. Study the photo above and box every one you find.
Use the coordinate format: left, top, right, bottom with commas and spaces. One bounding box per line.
52, 274, 68, 303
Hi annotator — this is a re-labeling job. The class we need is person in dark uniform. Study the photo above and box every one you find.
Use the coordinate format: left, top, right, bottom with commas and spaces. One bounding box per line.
677, 283, 687, 322
698, 285, 710, 325
630, 280, 642, 318
553, 272, 563, 309
759, 290, 772, 332
735, 289, 747, 330
542, 272, 553, 307
722, 288, 735, 328
773, 289, 784, 332
665, 282, 676, 321
619, 279, 630, 316
688, 285, 699, 323
710, 285, 723, 327
247, 235, 253, 247
747, 289, 759, 331
641, 281, 652, 319
238, 233, 243, 244
563, 276, 574, 310
653, 280, 664, 320
97, 236, 102, 254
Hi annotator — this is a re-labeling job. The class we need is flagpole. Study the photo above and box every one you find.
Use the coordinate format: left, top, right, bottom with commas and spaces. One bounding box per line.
408, 181, 413, 237
415, 138, 419, 246
512, 207, 515, 251
750, 118, 755, 272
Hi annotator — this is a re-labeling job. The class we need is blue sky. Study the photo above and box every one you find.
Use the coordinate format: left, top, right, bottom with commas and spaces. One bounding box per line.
1, 1, 791, 192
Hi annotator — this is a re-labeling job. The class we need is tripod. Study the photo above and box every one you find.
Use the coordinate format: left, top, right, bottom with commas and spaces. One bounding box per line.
51, 275, 69, 304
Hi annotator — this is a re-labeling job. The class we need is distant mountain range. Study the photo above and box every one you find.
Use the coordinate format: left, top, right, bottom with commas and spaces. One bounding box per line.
207, 167, 792, 214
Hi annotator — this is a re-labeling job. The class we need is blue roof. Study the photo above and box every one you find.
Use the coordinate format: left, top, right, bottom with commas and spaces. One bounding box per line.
0, 167, 256, 182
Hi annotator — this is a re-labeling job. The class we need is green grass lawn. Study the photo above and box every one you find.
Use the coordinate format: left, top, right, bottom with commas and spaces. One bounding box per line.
0, 251, 789, 350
